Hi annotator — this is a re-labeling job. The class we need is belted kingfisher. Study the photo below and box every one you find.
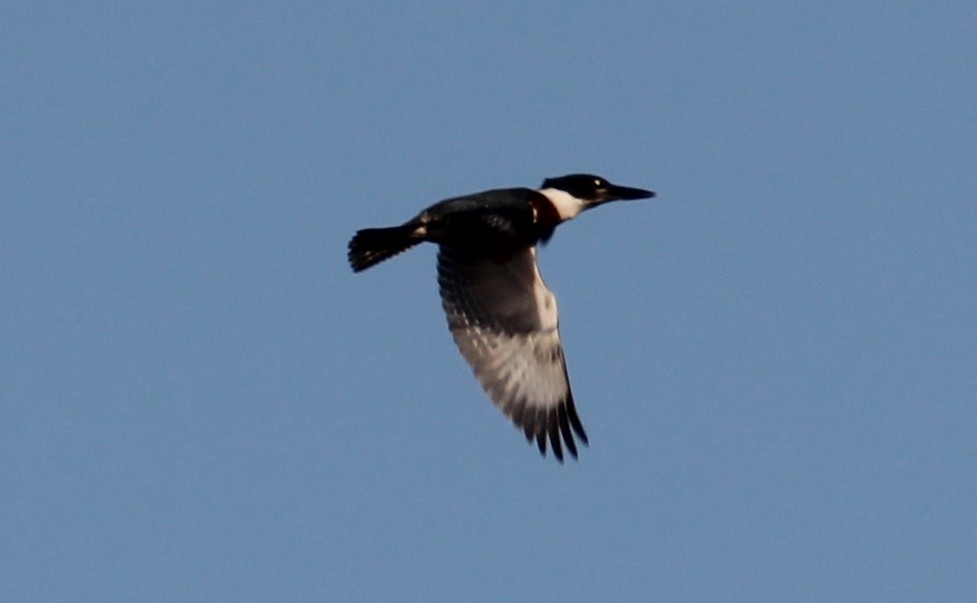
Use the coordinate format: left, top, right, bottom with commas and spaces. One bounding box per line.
348, 174, 655, 461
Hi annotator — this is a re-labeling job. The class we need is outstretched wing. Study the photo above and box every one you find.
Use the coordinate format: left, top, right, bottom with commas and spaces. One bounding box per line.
436, 246, 588, 461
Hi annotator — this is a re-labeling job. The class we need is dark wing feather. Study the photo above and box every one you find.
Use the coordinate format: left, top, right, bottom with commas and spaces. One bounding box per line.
437, 246, 588, 460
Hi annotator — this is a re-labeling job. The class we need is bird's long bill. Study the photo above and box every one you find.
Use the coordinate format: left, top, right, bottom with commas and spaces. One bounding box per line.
607, 183, 656, 201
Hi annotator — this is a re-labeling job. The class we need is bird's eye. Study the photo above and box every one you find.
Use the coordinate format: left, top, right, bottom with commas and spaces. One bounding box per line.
594, 179, 604, 187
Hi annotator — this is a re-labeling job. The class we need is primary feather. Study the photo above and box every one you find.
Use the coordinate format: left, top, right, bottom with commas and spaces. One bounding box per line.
437, 246, 588, 460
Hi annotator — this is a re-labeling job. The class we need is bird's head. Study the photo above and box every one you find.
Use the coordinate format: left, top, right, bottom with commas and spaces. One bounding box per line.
539, 174, 655, 220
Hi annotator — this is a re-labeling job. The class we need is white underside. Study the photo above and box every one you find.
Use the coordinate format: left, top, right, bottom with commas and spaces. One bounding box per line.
538, 188, 588, 221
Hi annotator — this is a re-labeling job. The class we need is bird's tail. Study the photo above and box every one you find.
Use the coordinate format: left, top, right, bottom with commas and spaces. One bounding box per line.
348, 224, 423, 272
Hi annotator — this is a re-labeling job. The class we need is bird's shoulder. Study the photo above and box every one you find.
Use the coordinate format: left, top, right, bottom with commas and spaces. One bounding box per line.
417, 187, 550, 248
424, 186, 542, 215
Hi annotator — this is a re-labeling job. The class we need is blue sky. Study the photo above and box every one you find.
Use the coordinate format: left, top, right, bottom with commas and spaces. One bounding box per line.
3, 2, 976, 601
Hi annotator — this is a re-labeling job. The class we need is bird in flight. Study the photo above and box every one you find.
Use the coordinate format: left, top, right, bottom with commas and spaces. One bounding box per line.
348, 174, 655, 461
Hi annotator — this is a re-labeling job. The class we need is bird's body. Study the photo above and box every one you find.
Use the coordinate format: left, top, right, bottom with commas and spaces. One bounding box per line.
348, 174, 655, 461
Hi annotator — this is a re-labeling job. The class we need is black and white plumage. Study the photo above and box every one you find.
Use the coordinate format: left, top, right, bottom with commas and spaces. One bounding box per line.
348, 174, 655, 461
